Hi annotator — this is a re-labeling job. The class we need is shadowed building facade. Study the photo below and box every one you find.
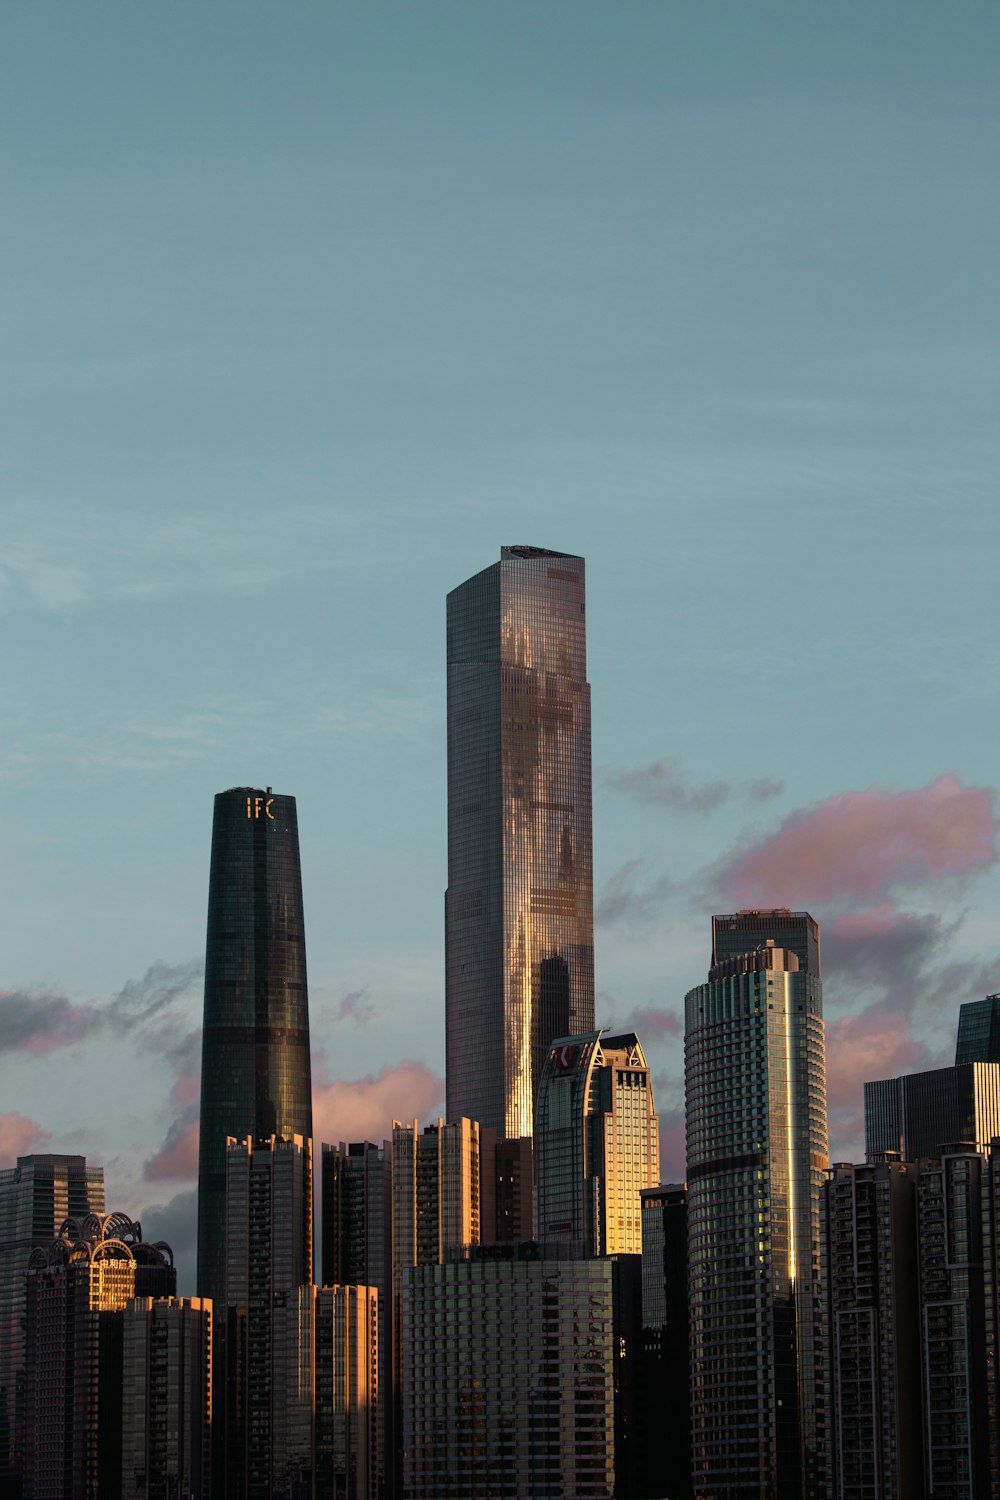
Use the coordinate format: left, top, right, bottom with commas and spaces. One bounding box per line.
445, 547, 594, 1139
685, 917, 828, 1500
0, 1155, 105, 1500
197, 787, 313, 1309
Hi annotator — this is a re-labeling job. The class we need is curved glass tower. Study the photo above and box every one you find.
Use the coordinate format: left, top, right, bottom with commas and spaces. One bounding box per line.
446, 547, 594, 1139
197, 787, 313, 1307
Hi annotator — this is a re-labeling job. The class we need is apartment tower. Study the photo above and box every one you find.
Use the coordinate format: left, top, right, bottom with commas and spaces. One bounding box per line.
685, 912, 828, 1499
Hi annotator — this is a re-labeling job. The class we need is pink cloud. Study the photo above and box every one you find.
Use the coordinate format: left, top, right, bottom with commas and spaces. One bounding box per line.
313, 1060, 444, 1147
0, 1112, 49, 1160
146, 1121, 200, 1182
168, 1068, 200, 1110
625, 1006, 682, 1041
721, 774, 995, 906
825, 1007, 930, 1158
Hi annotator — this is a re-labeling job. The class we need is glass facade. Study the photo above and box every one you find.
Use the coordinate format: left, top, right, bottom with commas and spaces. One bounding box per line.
864, 1062, 1000, 1161
445, 547, 594, 1138
197, 787, 313, 1310
956, 994, 1000, 1064
686, 929, 828, 1500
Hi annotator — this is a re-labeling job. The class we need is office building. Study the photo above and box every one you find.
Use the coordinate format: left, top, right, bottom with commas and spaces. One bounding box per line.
445, 546, 594, 1138
686, 921, 829, 1499
864, 1062, 1000, 1160
711, 908, 821, 980
402, 1244, 643, 1500
197, 787, 313, 1308
824, 1158, 922, 1500
223, 1133, 312, 1500
956, 994, 1000, 1064
639, 1185, 691, 1500
535, 1031, 660, 1255
0, 1154, 104, 1498
486, 1134, 534, 1243
23, 1212, 176, 1500
121, 1296, 213, 1500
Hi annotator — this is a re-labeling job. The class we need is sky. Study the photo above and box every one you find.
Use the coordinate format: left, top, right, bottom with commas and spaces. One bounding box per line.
1, 2, 999, 1289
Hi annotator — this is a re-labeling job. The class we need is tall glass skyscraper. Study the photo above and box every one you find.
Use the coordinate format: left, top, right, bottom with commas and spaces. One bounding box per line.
445, 547, 594, 1138
685, 914, 828, 1499
197, 787, 313, 1309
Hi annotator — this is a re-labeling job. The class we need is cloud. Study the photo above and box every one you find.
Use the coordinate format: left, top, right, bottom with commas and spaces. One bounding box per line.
657, 1105, 685, 1181
0, 1111, 49, 1160
823, 903, 958, 1012
596, 860, 673, 927
0, 960, 202, 1057
141, 1189, 198, 1295
145, 1121, 200, 1182
603, 758, 783, 815
334, 989, 376, 1026
719, 775, 995, 906
313, 1061, 444, 1147
825, 1007, 930, 1159
612, 1005, 682, 1043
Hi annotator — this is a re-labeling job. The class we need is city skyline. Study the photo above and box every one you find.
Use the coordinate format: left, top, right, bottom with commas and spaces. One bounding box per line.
2, 2, 1000, 1288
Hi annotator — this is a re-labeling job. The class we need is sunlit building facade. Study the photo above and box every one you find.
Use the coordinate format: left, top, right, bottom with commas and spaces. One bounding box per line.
445, 547, 594, 1138
535, 1031, 660, 1255
197, 787, 313, 1310
685, 920, 828, 1499
271, 1283, 381, 1500
0, 1154, 104, 1498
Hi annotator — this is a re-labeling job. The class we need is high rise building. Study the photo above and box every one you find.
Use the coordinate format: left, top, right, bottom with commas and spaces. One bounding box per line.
534, 1031, 660, 1255
445, 546, 594, 1138
223, 1133, 312, 1500
270, 1283, 381, 1500
639, 1185, 691, 1500
917, 1146, 992, 1499
402, 1244, 642, 1500
956, 994, 1000, 1064
23, 1213, 176, 1500
0, 1154, 104, 1498
121, 1296, 213, 1500
197, 787, 313, 1309
864, 1062, 1000, 1160
824, 1158, 922, 1500
685, 922, 829, 1499
390, 1118, 483, 1275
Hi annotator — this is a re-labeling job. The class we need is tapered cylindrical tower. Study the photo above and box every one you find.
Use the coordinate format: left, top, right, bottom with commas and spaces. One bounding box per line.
196, 787, 313, 1307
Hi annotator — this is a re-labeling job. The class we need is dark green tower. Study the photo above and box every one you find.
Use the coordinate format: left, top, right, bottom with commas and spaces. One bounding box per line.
196, 787, 312, 1308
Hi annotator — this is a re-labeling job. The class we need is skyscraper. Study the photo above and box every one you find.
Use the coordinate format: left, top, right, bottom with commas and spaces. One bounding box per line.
685, 919, 828, 1499
445, 547, 594, 1138
0, 1154, 105, 1499
197, 787, 313, 1309
534, 1031, 660, 1255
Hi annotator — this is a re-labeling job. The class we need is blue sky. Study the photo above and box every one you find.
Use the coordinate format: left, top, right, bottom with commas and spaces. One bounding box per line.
2, 2, 999, 1280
